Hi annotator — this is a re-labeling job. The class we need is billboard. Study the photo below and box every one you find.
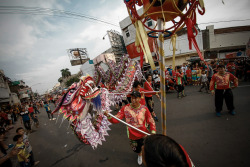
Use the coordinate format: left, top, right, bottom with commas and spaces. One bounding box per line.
68, 48, 90, 66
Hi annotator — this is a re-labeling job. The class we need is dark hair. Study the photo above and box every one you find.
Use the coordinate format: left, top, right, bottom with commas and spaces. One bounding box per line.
133, 80, 141, 88
13, 134, 23, 142
176, 66, 181, 70
146, 75, 152, 80
144, 134, 189, 167
0, 128, 6, 135
217, 65, 225, 69
130, 91, 141, 98
16, 127, 24, 133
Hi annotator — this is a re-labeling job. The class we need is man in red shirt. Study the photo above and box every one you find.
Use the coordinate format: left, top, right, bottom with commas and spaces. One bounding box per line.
186, 66, 192, 85
210, 65, 238, 117
226, 60, 236, 75
144, 75, 160, 121
106, 91, 156, 165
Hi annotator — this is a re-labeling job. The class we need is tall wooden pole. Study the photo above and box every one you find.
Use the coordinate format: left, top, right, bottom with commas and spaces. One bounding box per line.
157, 19, 167, 135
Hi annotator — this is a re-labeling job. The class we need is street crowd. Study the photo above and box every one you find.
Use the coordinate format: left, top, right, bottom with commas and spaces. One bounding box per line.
0, 99, 57, 167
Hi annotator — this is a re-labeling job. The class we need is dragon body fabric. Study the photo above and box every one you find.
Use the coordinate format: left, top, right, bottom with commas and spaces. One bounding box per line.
53, 57, 143, 149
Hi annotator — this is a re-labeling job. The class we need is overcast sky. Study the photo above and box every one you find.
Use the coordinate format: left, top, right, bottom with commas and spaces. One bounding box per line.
0, 0, 249, 94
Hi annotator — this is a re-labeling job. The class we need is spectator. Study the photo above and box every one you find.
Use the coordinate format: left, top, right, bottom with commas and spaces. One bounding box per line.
43, 101, 55, 120
20, 108, 32, 134
16, 127, 40, 166
199, 70, 209, 93
32, 103, 39, 114
191, 65, 197, 85
142, 134, 194, 167
152, 70, 160, 90
181, 63, 187, 84
235, 59, 243, 79
186, 66, 192, 85
176, 66, 186, 98
0, 128, 18, 167
244, 60, 250, 81
167, 65, 173, 76
226, 60, 236, 75
207, 61, 214, 89
13, 135, 31, 167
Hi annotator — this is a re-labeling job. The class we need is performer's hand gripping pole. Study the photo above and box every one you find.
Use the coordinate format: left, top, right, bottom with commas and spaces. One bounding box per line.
108, 113, 150, 136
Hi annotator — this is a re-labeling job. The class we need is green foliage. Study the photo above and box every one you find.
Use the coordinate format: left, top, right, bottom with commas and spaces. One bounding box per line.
61, 68, 71, 78
58, 77, 63, 83
66, 77, 79, 87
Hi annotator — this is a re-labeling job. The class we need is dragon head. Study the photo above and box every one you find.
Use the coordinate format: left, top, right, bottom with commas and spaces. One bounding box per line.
79, 76, 100, 99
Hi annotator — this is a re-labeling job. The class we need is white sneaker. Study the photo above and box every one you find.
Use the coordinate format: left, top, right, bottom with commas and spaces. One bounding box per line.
137, 155, 142, 165
49, 119, 52, 120
52, 118, 56, 120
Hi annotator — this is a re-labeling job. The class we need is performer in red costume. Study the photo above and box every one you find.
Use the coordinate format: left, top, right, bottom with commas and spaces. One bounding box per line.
144, 75, 160, 121
210, 65, 238, 117
106, 91, 156, 165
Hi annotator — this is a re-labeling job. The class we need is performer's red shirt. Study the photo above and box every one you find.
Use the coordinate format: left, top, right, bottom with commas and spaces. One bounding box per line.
226, 63, 236, 72
186, 69, 192, 78
28, 107, 34, 113
175, 71, 184, 85
108, 104, 156, 140
138, 87, 156, 105
100, 83, 106, 88
210, 72, 238, 91
0, 112, 8, 120
144, 82, 154, 97
172, 71, 177, 80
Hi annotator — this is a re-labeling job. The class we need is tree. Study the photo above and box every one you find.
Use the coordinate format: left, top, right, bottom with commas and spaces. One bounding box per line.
61, 68, 71, 78
58, 77, 63, 83
66, 76, 79, 87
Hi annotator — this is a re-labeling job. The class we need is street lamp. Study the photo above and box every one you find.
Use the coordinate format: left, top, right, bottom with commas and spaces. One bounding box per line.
103, 33, 108, 40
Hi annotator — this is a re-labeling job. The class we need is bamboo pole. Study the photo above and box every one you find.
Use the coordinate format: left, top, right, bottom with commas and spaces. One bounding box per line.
157, 18, 167, 135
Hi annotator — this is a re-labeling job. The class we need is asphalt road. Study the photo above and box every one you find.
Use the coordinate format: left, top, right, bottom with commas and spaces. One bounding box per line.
20, 81, 250, 167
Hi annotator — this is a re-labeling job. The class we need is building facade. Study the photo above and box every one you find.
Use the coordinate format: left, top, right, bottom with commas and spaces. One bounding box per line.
203, 25, 250, 59
119, 10, 250, 67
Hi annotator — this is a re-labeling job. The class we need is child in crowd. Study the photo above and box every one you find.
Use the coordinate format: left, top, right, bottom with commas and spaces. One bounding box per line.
191, 67, 197, 85
186, 66, 192, 85
16, 127, 40, 166
196, 68, 201, 86
43, 101, 55, 120
176, 66, 186, 98
199, 70, 209, 93
13, 135, 30, 167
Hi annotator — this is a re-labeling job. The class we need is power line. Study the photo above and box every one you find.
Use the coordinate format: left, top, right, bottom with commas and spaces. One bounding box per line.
198, 19, 250, 25
0, 5, 119, 27
0, 5, 118, 25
